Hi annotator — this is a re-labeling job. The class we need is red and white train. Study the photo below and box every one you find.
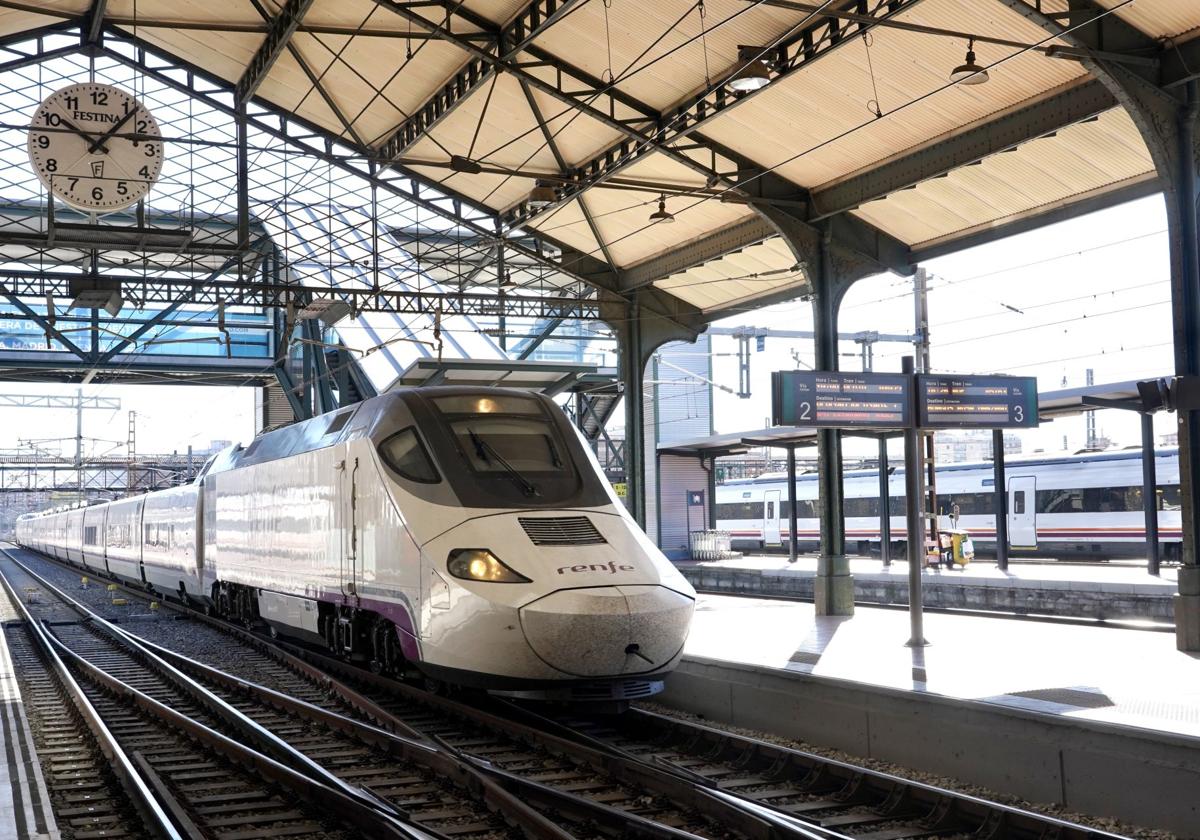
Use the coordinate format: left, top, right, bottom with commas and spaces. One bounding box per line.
716, 449, 1182, 560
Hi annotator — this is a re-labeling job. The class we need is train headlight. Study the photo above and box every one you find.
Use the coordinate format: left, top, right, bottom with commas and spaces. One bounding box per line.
447, 549, 531, 583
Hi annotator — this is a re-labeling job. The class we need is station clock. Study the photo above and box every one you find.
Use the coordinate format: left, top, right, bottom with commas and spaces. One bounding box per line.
27, 83, 163, 213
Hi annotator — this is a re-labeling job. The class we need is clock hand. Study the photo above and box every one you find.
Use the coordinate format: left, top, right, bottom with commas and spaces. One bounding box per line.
85, 107, 138, 155
56, 115, 110, 155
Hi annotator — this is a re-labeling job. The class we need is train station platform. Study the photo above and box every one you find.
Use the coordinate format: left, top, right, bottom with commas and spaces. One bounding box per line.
659, 594, 1200, 835
0, 585, 58, 839
675, 554, 1178, 622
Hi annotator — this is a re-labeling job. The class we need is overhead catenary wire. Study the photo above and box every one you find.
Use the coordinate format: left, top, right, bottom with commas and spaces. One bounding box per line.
524, 0, 1140, 269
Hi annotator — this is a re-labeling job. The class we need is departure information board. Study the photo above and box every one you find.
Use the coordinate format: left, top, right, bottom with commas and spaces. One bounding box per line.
917, 374, 1039, 428
772, 371, 910, 428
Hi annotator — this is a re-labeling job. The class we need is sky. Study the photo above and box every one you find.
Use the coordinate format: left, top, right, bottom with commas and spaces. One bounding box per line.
707, 193, 1176, 458
0, 193, 1179, 460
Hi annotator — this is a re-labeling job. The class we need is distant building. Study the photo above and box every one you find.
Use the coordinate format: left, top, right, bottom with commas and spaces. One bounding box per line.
1161, 432, 1178, 447
934, 429, 1022, 464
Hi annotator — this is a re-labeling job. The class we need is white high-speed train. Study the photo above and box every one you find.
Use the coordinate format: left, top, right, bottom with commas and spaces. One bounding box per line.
16, 387, 695, 701
716, 448, 1183, 560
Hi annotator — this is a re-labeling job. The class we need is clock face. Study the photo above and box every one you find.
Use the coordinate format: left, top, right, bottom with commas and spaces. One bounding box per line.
27, 83, 163, 213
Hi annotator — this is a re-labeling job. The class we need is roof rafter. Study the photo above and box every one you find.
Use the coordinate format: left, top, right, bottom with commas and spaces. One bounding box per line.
370, 0, 915, 287
623, 23, 1200, 291
84, 0, 106, 44
810, 77, 1118, 218
498, 0, 927, 231
235, 0, 316, 105
97, 27, 712, 330
379, 0, 585, 160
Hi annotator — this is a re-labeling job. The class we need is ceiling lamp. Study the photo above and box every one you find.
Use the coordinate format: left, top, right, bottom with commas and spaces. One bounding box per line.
727, 46, 772, 93
950, 39, 989, 85
527, 180, 557, 209
648, 194, 675, 224
449, 154, 483, 174
68, 277, 123, 317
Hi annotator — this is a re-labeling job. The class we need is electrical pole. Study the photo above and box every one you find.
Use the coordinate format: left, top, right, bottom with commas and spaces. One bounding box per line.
127, 411, 137, 494
1085, 367, 1097, 448
0, 392, 121, 502
913, 268, 938, 572
76, 388, 83, 498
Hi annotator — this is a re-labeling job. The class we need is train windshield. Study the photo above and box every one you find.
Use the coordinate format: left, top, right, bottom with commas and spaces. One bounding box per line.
419, 392, 609, 507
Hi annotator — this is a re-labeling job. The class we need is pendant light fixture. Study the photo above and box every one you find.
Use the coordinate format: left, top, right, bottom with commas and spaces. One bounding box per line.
648, 194, 675, 224
527, 180, 557, 209
727, 45, 772, 93
950, 39, 989, 85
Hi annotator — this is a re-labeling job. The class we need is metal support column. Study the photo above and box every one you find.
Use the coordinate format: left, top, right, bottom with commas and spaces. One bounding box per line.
706, 458, 717, 530
1176, 80, 1200, 649
993, 429, 1009, 571
878, 438, 891, 567
813, 229, 852, 614
1142, 412, 1161, 576
620, 295, 647, 527
74, 387, 83, 499
903, 356, 927, 646
787, 444, 799, 564
235, 103, 250, 254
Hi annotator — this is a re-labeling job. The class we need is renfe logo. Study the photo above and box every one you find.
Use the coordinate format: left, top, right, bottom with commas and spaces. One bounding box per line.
557, 561, 635, 575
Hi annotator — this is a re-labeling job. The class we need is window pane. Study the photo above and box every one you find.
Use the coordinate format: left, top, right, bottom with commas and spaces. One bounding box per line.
432, 394, 541, 415
1158, 484, 1180, 511
1013, 491, 1025, 514
446, 416, 566, 474
379, 428, 440, 483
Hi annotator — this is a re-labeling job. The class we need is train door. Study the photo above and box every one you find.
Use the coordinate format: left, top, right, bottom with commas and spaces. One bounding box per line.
1008, 476, 1037, 549
338, 445, 361, 601
763, 490, 782, 545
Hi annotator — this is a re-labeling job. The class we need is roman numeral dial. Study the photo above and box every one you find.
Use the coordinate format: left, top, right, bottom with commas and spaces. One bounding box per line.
27, 83, 164, 213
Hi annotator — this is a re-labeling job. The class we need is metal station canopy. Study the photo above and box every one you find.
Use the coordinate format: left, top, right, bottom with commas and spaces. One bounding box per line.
385, 358, 618, 396
1, 2, 1195, 320
1035, 379, 1148, 417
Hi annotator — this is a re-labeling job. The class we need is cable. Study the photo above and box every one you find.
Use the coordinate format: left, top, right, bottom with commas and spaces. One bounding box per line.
542, 0, 1140, 266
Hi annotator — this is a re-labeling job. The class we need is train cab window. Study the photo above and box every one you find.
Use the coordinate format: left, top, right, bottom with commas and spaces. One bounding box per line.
379, 428, 440, 484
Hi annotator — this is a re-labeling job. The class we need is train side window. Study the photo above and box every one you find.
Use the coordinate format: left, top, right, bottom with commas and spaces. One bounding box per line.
1157, 485, 1181, 511
1013, 491, 1025, 515
379, 427, 441, 484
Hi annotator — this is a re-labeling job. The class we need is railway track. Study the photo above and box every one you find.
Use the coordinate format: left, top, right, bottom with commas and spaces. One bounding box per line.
0, 547, 789, 840
0, 557, 409, 840
6, 545, 1134, 839
1, 622, 152, 840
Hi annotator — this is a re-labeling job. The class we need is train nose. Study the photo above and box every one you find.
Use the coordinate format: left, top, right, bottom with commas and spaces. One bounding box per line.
518, 585, 693, 677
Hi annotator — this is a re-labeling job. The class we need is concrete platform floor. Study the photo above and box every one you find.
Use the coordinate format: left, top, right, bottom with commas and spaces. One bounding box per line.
684, 593, 1200, 737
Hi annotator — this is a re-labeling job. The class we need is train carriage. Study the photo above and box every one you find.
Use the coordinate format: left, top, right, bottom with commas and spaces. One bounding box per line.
16, 386, 695, 702
716, 448, 1182, 560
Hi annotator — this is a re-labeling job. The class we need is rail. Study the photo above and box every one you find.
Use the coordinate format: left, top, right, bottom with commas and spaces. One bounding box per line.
6, 543, 1138, 839
0, 563, 185, 839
